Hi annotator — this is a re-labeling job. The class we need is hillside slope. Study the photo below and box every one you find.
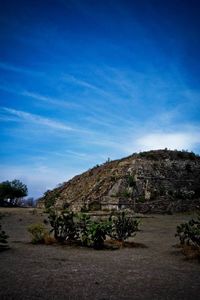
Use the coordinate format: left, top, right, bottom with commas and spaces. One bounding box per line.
37, 150, 200, 213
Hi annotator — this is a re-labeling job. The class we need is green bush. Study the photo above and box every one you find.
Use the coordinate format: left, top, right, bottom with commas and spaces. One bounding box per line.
176, 214, 200, 248
137, 196, 145, 203
77, 213, 91, 246
127, 175, 136, 187
88, 201, 101, 211
77, 213, 111, 249
121, 190, 132, 198
28, 223, 46, 244
109, 211, 139, 243
89, 220, 111, 249
48, 209, 78, 243
43, 207, 144, 250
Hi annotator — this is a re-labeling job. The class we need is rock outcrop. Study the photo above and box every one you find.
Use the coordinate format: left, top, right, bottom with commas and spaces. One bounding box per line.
37, 150, 200, 213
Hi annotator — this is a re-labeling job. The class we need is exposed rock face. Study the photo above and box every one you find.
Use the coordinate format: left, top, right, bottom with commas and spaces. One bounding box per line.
37, 150, 200, 213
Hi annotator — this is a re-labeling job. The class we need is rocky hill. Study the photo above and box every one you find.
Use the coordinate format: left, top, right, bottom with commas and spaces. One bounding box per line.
37, 150, 200, 213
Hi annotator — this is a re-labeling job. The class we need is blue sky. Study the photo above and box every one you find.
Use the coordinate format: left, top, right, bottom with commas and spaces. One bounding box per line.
0, 0, 200, 198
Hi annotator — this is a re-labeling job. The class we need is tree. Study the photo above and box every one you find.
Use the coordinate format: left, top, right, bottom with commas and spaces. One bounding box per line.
0, 179, 28, 206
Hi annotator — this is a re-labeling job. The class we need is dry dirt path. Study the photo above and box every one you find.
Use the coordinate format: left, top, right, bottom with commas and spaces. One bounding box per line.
0, 208, 199, 300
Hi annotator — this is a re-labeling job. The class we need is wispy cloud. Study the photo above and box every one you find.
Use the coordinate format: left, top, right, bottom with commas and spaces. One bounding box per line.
64, 74, 98, 90
0, 84, 20, 95
63, 74, 111, 98
0, 62, 44, 76
0, 84, 80, 109
1, 107, 75, 131
21, 91, 80, 109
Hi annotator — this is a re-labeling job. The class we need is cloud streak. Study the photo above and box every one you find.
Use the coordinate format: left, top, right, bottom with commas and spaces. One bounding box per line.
21, 91, 80, 109
1, 107, 75, 131
0, 84, 80, 110
63, 74, 112, 98
0, 62, 44, 76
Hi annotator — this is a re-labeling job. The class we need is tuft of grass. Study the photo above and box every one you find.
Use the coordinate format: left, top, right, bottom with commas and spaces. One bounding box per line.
28, 223, 47, 244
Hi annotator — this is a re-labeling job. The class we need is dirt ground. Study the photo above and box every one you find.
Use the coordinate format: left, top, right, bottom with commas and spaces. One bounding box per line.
0, 208, 199, 300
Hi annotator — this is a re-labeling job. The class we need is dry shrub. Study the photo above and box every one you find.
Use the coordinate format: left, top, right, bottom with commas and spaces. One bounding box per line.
105, 239, 124, 249
28, 223, 56, 245
43, 234, 56, 245
28, 223, 47, 244
182, 244, 200, 260
106, 239, 147, 249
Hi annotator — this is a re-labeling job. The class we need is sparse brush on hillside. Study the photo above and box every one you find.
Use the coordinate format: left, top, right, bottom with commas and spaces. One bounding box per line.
44, 189, 60, 208
37, 149, 200, 214
138, 149, 197, 160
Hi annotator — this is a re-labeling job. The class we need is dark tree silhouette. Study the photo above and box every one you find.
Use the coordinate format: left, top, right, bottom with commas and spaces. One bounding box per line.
0, 179, 28, 206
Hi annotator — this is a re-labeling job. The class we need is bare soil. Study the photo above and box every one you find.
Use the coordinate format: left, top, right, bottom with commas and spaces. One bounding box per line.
0, 208, 199, 300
